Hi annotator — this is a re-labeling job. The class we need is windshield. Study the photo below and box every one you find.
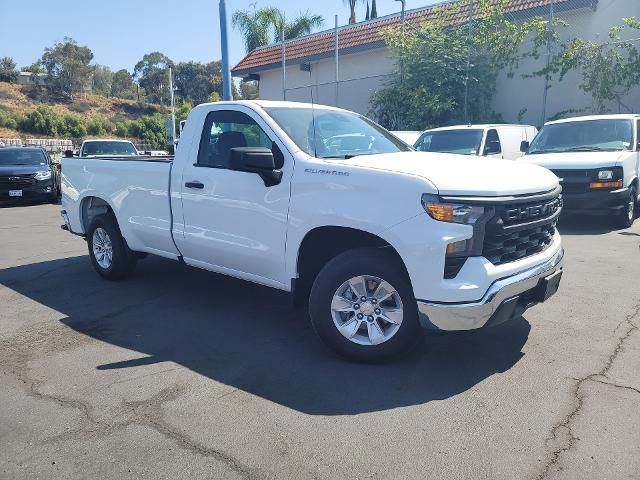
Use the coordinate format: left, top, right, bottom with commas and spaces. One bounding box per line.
0, 149, 47, 166
414, 129, 483, 155
527, 119, 633, 154
263, 107, 411, 159
82, 141, 137, 156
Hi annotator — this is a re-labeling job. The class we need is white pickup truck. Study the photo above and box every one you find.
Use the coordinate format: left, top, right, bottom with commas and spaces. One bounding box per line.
519, 114, 639, 227
61, 101, 564, 360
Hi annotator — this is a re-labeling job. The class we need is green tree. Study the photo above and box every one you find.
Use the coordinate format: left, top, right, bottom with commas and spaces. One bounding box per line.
343, 0, 364, 25
370, 0, 546, 129
544, 17, 640, 113
134, 52, 174, 104
371, 0, 377, 19
239, 79, 259, 100
21, 63, 43, 74
20, 106, 63, 136
174, 61, 225, 105
111, 69, 136, 99
91, 65, 113, 96
0, 57, 18, 83
40, 37, 94, 98
232, 5, 324, 53
62, 114, 87, 138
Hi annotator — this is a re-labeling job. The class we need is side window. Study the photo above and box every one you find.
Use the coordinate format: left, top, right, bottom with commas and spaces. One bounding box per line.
484, 129, 502, 155
197, 110, 274, 168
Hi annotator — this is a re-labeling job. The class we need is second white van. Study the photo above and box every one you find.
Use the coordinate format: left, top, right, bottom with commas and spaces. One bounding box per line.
414, 124, 538, 160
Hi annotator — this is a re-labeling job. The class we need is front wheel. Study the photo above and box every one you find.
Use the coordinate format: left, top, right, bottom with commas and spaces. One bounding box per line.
616, 186, 637, 229
309, 248, 420, 361
87, 214, 137, 280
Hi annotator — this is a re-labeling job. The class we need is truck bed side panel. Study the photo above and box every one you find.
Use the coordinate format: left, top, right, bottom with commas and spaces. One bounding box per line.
62, 158, 180, 258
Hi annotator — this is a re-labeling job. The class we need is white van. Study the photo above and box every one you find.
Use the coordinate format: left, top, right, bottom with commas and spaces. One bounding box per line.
414, 124, 538, 160
518, 114, 639, 227
391, 131, 422, 145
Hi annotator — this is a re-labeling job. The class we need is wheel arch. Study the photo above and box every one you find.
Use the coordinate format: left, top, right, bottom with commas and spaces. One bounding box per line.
293, 225, 411, 306
79, 195, 116, 233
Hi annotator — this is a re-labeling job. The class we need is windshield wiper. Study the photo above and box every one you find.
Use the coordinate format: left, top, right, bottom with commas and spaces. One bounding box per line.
321, 154, 358, 159
563, 146, 618, 152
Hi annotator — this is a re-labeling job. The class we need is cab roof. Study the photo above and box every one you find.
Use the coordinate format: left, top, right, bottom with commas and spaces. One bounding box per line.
546, 114, 640, 125
424, 124, 535, 132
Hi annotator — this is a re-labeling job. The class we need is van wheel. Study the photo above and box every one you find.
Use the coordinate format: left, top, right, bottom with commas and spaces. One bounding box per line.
616, 186, 636, 228
87, 214, 137, 280
309, 248, 420, 361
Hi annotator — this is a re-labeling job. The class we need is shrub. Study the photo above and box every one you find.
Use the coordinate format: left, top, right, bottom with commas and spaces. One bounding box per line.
114, 121, 129, 137
20, 105, 62, 136
86, 117, 113, 136
62, 114, 87, 138
0, 110, 18, 129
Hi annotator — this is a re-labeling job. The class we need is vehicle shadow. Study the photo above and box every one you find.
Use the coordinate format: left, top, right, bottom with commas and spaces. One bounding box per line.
0, 255, 531, 415
557, 213, 620, 235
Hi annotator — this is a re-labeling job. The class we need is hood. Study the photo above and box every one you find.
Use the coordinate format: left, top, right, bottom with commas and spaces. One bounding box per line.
335, 152, 559, 196
517, 151, 626, 169
0, 165, 49, 175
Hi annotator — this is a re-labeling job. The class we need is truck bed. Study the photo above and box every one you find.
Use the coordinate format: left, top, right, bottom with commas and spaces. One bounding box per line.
61, 156, 180, 259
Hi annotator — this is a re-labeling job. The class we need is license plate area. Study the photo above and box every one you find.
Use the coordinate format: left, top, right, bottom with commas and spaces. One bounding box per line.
9, 190, 23, 197
535, 270, 562, 302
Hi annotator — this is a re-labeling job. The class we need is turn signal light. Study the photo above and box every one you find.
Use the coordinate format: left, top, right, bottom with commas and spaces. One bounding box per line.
425, 203, 455, 222
589, 180, 623, 189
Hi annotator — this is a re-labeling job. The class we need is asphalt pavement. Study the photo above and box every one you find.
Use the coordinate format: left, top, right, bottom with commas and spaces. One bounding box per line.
0, 203, 639, 479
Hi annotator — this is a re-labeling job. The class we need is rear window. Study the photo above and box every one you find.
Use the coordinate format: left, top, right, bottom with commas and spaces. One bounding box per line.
415, 129, 483, 155
82, 142, 137, 156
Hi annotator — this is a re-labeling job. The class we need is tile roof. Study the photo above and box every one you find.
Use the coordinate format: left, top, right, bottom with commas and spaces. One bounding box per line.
232, 0, 589, 76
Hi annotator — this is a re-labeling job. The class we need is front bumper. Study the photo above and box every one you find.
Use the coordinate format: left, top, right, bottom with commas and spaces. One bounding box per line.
417, 247, 564, 331
562, 188, 628, 214
0, 182, 55, 201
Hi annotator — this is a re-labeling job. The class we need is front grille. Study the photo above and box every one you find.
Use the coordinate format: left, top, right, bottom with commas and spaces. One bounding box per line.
0, 174, 36, 187
483, 222, 556, 265
550, 169, 590, 194
482, 191, 561, 266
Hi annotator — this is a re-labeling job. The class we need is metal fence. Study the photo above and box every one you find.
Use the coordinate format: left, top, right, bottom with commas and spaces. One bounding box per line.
274, 0, 639, 127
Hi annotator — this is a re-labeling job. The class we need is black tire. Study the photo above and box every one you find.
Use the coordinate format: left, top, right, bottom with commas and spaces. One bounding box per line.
616, 186, 637, 229
87, 214, 137, 281
309, 248, 420, 361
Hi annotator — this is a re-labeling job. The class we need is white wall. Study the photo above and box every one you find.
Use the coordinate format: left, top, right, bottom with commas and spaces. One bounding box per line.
254, 0, 640, 124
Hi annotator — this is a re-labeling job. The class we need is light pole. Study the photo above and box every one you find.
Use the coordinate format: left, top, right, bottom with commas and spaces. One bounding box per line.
219, 0, 233, 101
395, 0, 406, 36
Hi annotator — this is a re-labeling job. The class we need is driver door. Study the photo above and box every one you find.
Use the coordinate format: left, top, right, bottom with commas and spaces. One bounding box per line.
176, 106, 293, 289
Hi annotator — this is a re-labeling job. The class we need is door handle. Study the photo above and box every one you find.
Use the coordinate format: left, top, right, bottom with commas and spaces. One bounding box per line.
185, 181, 204, 189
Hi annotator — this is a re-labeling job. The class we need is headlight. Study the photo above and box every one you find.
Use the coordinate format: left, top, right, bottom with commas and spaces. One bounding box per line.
34, 170, 52, 180
597, 170, 613, 180
421, 194, 486, 224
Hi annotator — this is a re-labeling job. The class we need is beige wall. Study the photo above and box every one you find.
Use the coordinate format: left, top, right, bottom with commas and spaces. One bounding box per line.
253, 0, 640, 125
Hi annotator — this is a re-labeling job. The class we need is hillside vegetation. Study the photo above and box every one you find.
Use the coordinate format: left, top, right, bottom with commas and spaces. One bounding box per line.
0, 82, 169, 146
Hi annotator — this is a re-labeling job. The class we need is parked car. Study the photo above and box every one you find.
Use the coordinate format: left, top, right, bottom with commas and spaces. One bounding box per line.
519, 114, 639, 228
0, 147, 61, 203
61, 101, 564, 360
414, 124, 538, 160
73, 139, 139, 158
391, 131, 422, 145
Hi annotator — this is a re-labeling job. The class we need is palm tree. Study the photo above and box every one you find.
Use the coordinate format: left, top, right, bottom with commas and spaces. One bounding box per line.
343, 0, 365, 24
233, 5, 324, 54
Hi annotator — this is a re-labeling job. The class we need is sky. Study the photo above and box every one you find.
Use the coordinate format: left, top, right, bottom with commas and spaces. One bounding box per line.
1, 0, 437, 73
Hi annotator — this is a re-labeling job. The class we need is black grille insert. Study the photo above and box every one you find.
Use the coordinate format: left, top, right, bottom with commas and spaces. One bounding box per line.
483, 222, 556, 265
0, 174, 36, 187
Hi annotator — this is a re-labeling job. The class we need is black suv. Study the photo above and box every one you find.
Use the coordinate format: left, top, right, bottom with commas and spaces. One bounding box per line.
0, 147, 61, 203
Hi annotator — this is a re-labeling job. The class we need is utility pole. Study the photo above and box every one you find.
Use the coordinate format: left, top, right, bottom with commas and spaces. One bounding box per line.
540, 0, 555, 125
463, 0, 473, 124
335, 15, 339, 107
219, 0, 232, 101
168, 67, 176, 143
282, 29, 287, 100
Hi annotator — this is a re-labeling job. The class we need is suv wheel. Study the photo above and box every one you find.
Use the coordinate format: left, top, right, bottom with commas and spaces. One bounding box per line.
309, 248, 420, 361
87, 214, 137, 280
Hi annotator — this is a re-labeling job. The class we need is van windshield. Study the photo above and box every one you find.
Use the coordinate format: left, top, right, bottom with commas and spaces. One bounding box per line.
527, 119, 633, 154
263, 107, 411, 159
414, 129, 483, 155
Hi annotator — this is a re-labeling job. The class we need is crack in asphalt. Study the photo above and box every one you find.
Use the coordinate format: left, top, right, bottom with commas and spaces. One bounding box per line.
534, 301, 640, 480
1, 300, 260, 480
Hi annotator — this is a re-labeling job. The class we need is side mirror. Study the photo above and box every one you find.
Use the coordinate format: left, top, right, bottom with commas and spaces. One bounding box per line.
64, 150, 74, 158
484, 140, 501, 155
229, 147, 282, 187
520, 140, 530, 153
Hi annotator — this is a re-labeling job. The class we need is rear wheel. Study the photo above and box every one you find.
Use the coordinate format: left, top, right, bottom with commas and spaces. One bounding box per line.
87, 214, 137, 280
309, 248, 420, 361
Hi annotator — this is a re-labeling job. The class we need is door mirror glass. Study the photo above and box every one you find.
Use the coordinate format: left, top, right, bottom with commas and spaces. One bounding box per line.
520, 140, 530, 153
229, 147, 282, 187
